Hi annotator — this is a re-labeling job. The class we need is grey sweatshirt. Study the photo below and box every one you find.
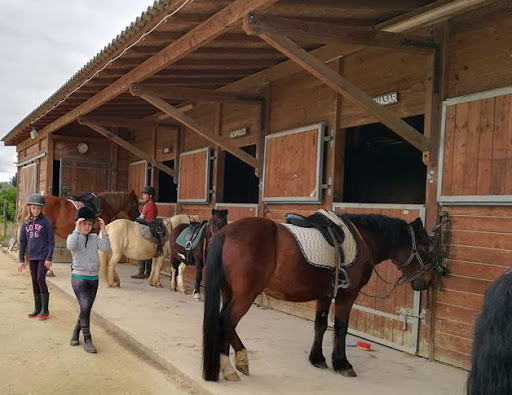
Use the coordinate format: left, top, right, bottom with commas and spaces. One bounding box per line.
66, 230, 111, 276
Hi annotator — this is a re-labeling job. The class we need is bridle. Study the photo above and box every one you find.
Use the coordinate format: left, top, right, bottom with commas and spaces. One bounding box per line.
394, 226, 432, 286
354, 224, 433, 300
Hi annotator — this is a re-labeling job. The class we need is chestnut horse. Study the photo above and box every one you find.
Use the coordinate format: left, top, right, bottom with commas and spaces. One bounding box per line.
35, 192, 139, 239
168, 209, 228, 300
202, 214, 435, 382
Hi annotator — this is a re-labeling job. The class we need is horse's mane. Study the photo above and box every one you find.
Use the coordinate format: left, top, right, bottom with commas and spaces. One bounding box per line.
341, 214, 408, 246
467, 270, 512, 395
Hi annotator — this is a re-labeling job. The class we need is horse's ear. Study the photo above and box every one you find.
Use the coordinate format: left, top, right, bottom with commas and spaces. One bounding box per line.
212, 208, 216, 216
410, 217, 424, 231
222, 209, 228, 216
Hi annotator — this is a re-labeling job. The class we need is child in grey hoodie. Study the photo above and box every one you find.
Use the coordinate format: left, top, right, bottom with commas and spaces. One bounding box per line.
66, 206, 110, 353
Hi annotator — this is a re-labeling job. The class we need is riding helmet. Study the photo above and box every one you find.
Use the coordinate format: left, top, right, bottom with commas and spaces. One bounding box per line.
27, 193, 45, 207
141, 186, 155, 196
75, 206, 97, 222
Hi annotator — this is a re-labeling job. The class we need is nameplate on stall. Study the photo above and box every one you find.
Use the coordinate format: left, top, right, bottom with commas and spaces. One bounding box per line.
229, 127, 249, 139
373, 92, 399, 106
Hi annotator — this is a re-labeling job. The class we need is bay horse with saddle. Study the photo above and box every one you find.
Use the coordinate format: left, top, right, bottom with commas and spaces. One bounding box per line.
203, 209, 445, 382
168, 209, 228, 299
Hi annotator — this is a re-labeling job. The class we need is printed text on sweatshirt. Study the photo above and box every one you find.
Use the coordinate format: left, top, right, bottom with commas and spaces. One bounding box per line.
19, 216, 55, 262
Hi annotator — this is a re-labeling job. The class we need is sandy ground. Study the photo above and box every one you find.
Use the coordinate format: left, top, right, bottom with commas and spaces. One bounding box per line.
0, 257, 192, 395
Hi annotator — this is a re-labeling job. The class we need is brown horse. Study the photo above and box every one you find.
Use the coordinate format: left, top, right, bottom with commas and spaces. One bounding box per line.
22, 192, 139, 239
202, 214, 435, 382
168, 209, 228, 300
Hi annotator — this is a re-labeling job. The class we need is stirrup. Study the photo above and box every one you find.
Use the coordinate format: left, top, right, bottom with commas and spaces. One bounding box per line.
337, 268, 350, 289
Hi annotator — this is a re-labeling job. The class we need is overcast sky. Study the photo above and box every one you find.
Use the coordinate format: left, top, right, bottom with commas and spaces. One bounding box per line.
0, 0, 156, 182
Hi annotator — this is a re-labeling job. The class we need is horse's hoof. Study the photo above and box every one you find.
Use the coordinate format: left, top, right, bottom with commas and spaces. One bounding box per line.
313, 361, 328, 369
338, 368, 357, 377
155, 282, 163, 288
236, 364, 249, 376
224, 372, 241, 382
46, 270, 55, 278
178, 289, 187, 295
112, 283, 120, 288
193, 293, 201, 301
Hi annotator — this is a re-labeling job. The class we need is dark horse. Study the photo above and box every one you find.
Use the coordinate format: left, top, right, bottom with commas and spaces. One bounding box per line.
467, 268, 512, 395
169, 209, 228, 300
202, 214, 435, 382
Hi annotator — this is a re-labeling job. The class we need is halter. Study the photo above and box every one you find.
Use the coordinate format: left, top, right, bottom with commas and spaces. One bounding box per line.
394, 226, 432, 286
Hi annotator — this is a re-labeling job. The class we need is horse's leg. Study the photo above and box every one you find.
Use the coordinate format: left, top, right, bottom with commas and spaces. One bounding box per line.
177, 262, 187, 294
150, 257, 163, 288
220, 296, 255, 381
170, 258, 178, 292
332, 290, 359, 377
309, 296, 332, 369
107, 252, 122, 288
193, 259, 203, 301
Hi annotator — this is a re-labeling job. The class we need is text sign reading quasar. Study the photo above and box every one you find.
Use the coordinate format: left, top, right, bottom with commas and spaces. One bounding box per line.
373, 92, 399, 106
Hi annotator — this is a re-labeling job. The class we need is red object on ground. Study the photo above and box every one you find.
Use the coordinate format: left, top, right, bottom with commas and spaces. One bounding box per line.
357, 341, 371, 351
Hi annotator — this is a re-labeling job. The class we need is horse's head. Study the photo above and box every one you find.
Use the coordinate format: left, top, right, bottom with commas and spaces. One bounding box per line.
209, 209, 228, 234
391, 217, 434, 292
127, 190, 140, 220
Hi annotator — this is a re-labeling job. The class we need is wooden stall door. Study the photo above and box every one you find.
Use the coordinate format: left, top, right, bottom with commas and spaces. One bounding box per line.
17, 163, 38, 209
334, 204, 425, 354
128, 161, 148, 199
439, 90, 512, 202
59, 157, 110, 197
178, 148, 211, 204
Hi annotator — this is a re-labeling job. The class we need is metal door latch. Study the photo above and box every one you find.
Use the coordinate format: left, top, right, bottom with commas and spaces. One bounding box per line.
397, 308, 426, 330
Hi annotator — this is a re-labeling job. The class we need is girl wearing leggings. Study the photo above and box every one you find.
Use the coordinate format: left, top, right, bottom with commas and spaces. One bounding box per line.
18, 194, 55, 320
66, 206, 110, 353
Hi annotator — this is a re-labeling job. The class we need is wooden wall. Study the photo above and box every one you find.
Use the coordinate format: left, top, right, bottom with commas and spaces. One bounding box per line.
433, 205, 512, 368
447, 1, 512, 98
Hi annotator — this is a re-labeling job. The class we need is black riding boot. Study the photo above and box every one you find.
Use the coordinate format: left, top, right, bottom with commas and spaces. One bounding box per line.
144, 259, 151, 278
82, 327, 97, 353
70, 322, 81, 346
131, 261, 146, 279
39, 293, 50, 320
28, 293, 42, 318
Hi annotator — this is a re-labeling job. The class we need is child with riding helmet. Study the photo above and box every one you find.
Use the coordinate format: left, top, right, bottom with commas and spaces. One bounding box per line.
18, 193, 55, 320
66, 206, 110, 353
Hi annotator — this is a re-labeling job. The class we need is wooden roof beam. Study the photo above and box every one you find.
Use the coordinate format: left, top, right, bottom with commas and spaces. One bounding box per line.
131, 89, 260, 173
78, 119, 175, 178
132, 84, 263, 104
245, 25, 429, 152
278, 0, 430, 12
245, 13, 438, 54
78, 115, 179, 131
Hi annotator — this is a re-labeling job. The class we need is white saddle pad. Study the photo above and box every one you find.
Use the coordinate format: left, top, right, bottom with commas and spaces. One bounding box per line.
282, 216, 357, 270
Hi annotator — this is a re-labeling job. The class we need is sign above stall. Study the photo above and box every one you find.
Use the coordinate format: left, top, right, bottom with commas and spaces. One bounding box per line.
373, 92, 400, 106
230, 127, 249, 139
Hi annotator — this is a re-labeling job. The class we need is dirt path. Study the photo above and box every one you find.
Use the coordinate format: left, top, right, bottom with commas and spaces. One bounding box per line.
0, 257, 191, 395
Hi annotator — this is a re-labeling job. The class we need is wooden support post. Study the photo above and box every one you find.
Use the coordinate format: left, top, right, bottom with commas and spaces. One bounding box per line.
174, 126, 183, 214
244, 28, 430, 153
109, 127, 119, 192
257, 84, 272, 218
212, 103, 225, 205
423, 21, 449, 363
78, 119, 175, 178
46, 134, 54, 195
326, 59, 345, 206
131, 87, 260, 172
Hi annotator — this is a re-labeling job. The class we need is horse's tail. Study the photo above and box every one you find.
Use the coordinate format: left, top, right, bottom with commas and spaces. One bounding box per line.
202, 233, 225, 381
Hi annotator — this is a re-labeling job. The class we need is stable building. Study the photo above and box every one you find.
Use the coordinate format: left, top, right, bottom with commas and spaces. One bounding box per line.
4, 0, 512, 370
